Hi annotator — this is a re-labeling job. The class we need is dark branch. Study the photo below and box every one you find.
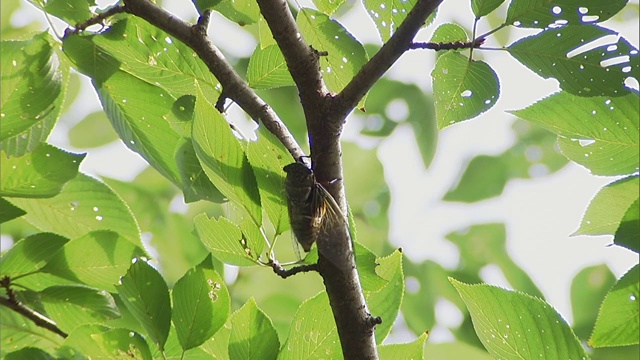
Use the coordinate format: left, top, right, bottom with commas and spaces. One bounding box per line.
269, 260, 319, 278
409, 37, 485, 50
113, 0, 304, 160
65, 5, 127, 36
0, 276, 67, 338
333, 0, 443, 118
255, 0, 327, 106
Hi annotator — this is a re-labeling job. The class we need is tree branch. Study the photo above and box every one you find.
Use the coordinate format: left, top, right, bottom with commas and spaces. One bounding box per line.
333, 0, 443, 119
121, 0, 304, 160
0, 276, 67, 338
255, 0, 327, 106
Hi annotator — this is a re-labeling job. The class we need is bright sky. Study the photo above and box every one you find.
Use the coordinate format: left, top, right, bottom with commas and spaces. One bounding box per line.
7, 0, 640, 344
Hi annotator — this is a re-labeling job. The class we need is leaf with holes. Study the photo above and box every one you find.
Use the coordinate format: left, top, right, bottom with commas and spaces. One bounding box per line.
192, 85, 262, 224
432, 52, 499, 128
172, 255, 230, 351
8, 173, 142, 248
590, 264, 640, 347
507, 26, 638, 97
506, 0, 627, 28
247, 44, 294, 90
0, 144, 84, 198
297, 9, 369, 107
451, 279, 587, 360
117, 259, 171, 351
63, 325, 152, 359
511, 91, 639, 176
312, 0, 345, 15
363, 0, 436, 42
194, 213, 260, 266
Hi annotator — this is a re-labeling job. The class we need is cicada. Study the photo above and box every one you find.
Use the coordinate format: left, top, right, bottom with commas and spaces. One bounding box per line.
283, 161, 349, 263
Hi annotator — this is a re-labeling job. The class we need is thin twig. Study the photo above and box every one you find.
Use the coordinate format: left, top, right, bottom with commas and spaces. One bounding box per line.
268, 260, 319, 278
65, 5, 128, 36
0, 276, 68, 338
409, 38, 486, 51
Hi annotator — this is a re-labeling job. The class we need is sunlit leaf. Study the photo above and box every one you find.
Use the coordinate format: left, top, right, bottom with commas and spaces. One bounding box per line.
194, 213, 260, 266
506, 0, 628, 28
590, 264, 640, 347
247, 44, 294, 90
192, 85, 262, 223
278, 292, 340, 359
1, 32, 67, 148
0, 144, 84, 198
43, 0, 94, 24
366, 249, 404, 344
507, 26, 638, 97
194, 0, 259, 25
68, 111, 119, 148
313, 0, 345, 15
297, 9, 369, 107
62, 325, 152, 360
511, 91, 639, 175
228, 298, 280, 360
41, 230, 146, 292
424, 341, 494, 359
4, 347, 56, 360
379, 331, 428, 359
432, 52, 499, 128
172, 255, 230, 351
0, 307, 62, 356
0, 232, 68, 278
430, 23, 468, 44
117, 259, 171, 351
363, 0, 437, 42
8, 173, 142, 248
451, 279, 587, 360
575, 175, 638, 235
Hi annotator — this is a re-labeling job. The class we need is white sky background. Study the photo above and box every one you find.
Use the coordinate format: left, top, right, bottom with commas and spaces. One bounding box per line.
8, 0, 640, 344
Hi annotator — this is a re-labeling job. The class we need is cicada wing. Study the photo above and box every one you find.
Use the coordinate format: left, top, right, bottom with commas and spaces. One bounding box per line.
314, 184, 353, 271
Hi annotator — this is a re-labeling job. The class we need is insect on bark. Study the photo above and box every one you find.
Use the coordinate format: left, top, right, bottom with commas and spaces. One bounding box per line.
283, 161, 349, 265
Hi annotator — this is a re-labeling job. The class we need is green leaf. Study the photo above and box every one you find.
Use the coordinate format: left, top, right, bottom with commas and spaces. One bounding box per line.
312, 0, 345, 15
570, 264, 617, 340
472, 0, 505, 18
117, 259, 171, 351
62, 325, 152, 360
0, 197, 25, 223
432, 52, 499, 128
194, 213, 260, 266
378, 331, 428, 359
0, 144, 84, 198
365, 249, 404, 344
194, 0, 259, 25
43, 0, 94, 24
8, 173, 142, 248
246, 126, 292, 235
444, 155, 509, 202
0, 232, 68, 278
1, 32, 66, 141
278, 292, 340, 359
228, 298, 280, 360
615, 198, 639, 252
192, 86, 262, 224
172, 255, 230, 351
247, 44, 295, 90
0, 307, 63, 356
511, 91, 639, 176
451, 279, 587, 360
41, 230, 146, 292
430, 23, 468, 44
297, 9, 369, 107
424, 341, 494, 359
355, 242, 387, 292
62, 18, 223, 203
68, 111, 119, 148
575, 175, 639, 235
40, 284, 120, 333
363, 0, 436, 42
590, 264, 640, 347
4, 347, 55, 360
200, 322, 231, 359
507, 26, 638, 97
258, 17, 276, 49
506, 0, 628, 28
